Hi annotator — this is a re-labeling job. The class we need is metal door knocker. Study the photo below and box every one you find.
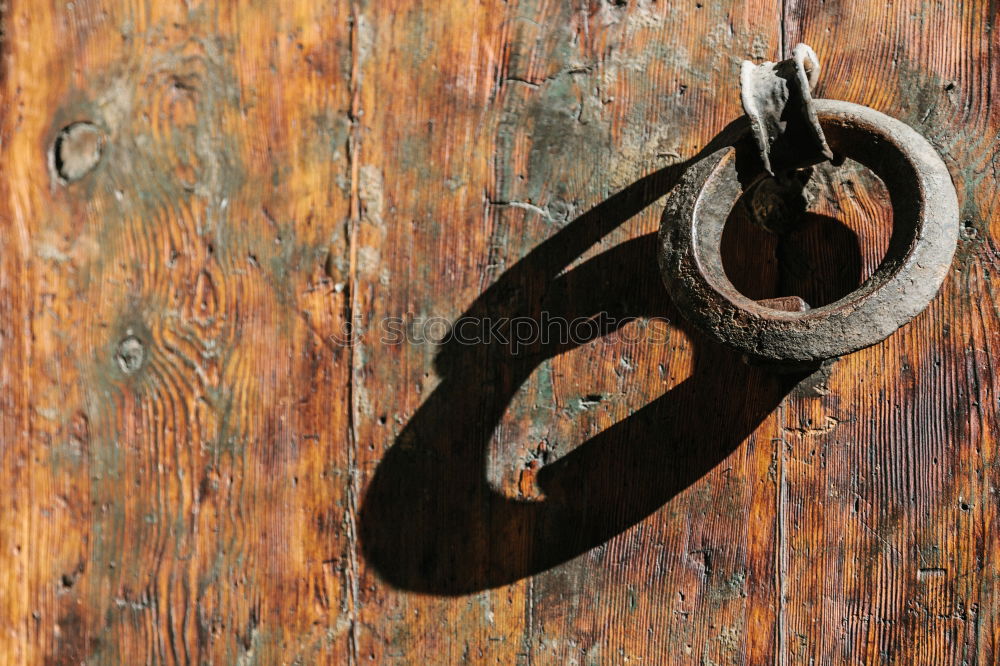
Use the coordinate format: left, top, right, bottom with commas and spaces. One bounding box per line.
658, 44, 959, 366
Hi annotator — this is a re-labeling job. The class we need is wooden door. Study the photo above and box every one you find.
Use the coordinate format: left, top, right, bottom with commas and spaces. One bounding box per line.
1, 0, 996, 663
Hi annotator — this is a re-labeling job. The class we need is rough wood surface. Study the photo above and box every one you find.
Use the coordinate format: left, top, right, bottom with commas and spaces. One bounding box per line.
778, 2, 1000, 663
0, 0, 995, 663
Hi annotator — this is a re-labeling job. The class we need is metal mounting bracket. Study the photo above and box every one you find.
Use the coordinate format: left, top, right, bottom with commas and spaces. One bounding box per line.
740, 43, 833, 175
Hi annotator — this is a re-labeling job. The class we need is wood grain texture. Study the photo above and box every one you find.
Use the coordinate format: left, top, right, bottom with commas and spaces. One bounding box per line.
0, 0, 995, 664
0, 1, 356, 663
777, 1, 1000, 662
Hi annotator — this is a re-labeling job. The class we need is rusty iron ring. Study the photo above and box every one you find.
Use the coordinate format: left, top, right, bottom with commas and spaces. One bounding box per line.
658, 99, 959, 365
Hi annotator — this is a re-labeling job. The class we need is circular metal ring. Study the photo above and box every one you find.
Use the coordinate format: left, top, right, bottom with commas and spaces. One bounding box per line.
658, 99, 959, 364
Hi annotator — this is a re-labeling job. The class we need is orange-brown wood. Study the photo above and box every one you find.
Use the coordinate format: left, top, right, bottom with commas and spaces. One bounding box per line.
777, 1, 1000, 662
0, 2, 356, 662
0, 0, 995, 663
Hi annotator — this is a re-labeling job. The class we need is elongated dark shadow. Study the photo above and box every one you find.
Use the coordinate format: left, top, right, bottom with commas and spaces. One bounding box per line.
357, 119, 862, 595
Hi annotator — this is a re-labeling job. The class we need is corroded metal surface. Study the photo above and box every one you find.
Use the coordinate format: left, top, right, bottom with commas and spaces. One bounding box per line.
658, 99, 959, 364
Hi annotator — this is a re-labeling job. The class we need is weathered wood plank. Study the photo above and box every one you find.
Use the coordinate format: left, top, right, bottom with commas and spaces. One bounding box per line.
780, 0, 1000, 662
0, 1, 356, 662
352, 0, 793, 663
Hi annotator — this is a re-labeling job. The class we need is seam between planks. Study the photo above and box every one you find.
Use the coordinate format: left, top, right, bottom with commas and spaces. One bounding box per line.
774, 5, 790, 664
344, 1, 364, 664
775, 400, 789, 666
